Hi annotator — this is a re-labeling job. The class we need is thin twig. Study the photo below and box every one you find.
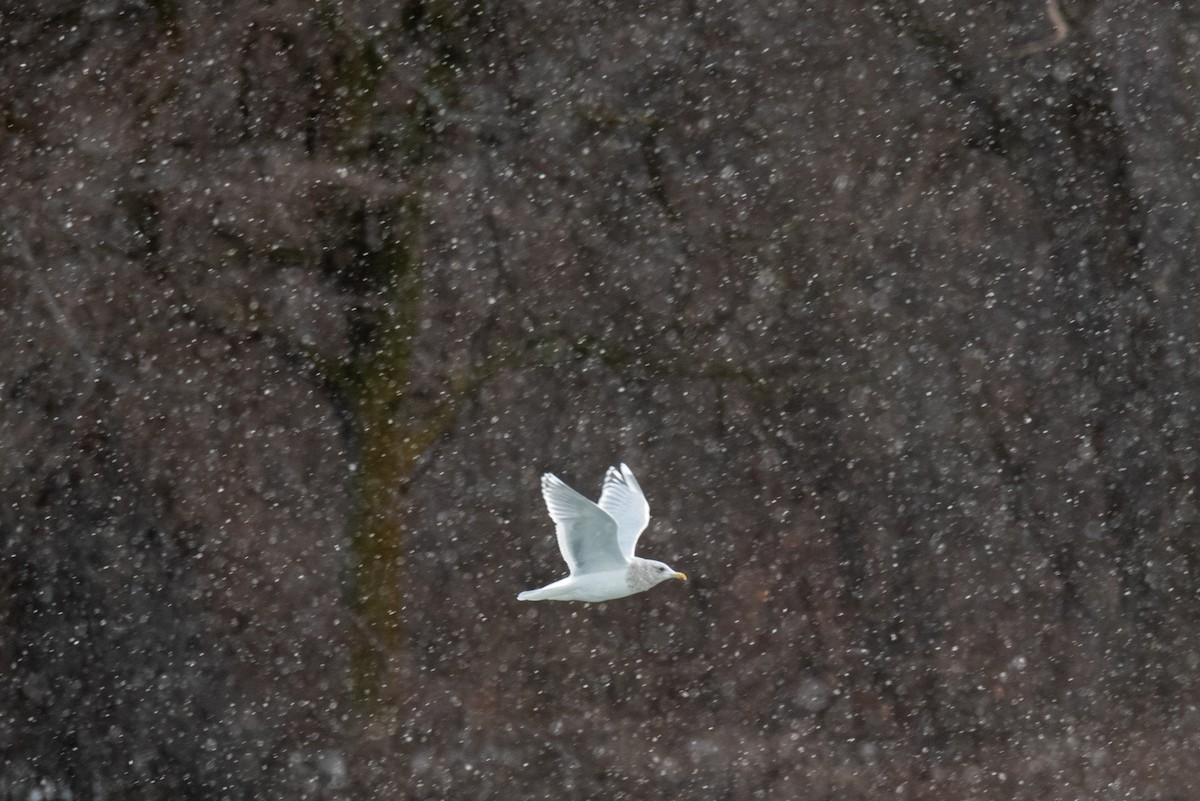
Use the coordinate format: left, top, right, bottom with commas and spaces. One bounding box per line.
1009, 0, 1070, 58
12, 229, 105, 382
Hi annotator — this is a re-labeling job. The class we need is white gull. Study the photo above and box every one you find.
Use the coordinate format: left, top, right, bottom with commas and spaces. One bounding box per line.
517, 464, 687, 602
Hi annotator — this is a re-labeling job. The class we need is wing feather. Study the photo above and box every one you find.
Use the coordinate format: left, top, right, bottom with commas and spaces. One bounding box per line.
541, 473, 627, 575
596, 463, 650, 559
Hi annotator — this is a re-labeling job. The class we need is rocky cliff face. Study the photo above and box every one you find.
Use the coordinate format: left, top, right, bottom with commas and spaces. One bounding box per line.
3, 2, 1199, 799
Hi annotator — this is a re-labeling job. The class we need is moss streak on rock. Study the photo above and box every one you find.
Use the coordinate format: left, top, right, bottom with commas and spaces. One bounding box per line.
345, 195, 425, 700
344, 3, 486, 699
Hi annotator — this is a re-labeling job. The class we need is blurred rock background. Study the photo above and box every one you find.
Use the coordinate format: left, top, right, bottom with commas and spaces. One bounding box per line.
3, 1, 1200, 799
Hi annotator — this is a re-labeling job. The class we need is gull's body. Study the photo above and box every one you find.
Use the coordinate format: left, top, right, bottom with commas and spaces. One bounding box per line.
517, 464, 686, 602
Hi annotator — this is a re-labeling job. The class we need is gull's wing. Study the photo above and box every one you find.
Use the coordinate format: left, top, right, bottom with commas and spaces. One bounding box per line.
541, 473, 627, 575
596, 463, 650, 559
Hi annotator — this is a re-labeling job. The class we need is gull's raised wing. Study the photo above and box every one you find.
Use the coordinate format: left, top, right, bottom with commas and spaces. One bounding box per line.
541, 473, 627, 575
596, 463, 650, 559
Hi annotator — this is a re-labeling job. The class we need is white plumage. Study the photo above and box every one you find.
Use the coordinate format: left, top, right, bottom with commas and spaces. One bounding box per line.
517, 464, 687, 602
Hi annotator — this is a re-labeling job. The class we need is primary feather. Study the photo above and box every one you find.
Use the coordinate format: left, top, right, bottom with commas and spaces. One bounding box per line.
596, 463, 650, 559
541, 473, 626, 575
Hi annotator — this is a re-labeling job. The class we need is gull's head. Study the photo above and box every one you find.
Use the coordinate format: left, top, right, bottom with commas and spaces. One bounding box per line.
646, 560, 688, 584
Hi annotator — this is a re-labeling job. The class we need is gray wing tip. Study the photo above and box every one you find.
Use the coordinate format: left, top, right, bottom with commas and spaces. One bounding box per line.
542, 473, 571, 501
620, 463, 641, 489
